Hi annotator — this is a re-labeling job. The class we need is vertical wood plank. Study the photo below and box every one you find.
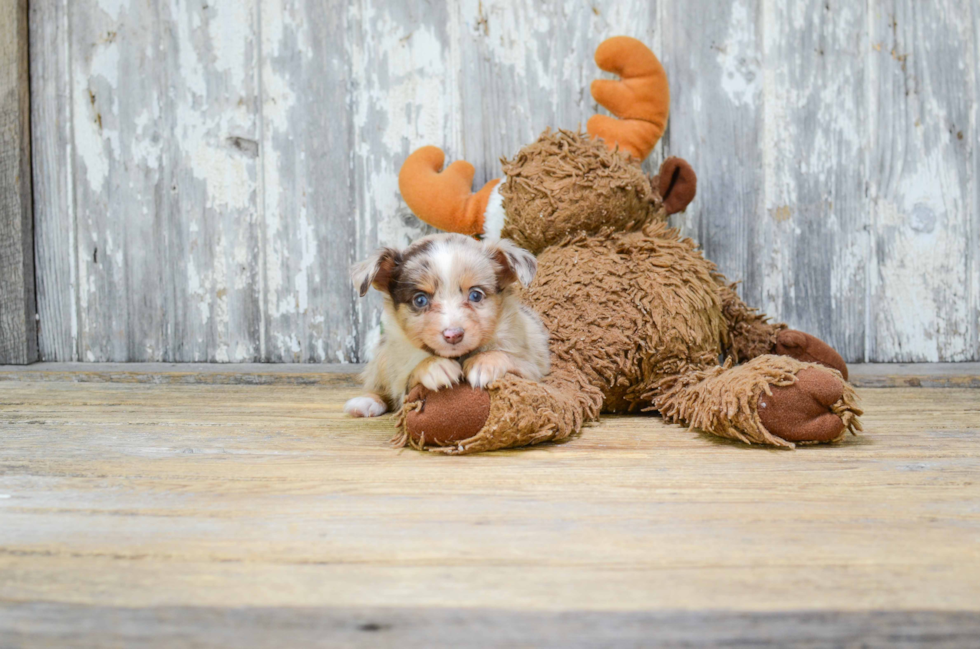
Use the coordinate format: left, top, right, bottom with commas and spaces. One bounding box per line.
68, 0, 160, 361
29, 0, 76, 361
346, 0, 460, 360
454, 0, 662, 198
661, 0, 763, 314
868, 0, 977, 361
26, 0, 980, 363
0, 0, 37, 364
973, 1, 980, 360
65, 0, 262, 361
163, 0, 263, 362
259, 0, 355, 362
755, 0, 870, 361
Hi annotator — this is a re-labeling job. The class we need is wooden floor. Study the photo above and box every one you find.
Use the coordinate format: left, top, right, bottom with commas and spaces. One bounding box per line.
1, 365, 979, 647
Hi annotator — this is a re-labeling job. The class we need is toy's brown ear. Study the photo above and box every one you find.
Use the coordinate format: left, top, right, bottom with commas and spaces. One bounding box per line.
657, 157, 697, 214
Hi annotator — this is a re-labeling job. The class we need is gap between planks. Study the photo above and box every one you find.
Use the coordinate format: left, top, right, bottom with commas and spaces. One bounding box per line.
0, 362, 978, 388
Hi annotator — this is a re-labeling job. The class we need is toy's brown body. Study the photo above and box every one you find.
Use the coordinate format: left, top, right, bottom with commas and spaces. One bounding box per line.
393, 38, 861, 454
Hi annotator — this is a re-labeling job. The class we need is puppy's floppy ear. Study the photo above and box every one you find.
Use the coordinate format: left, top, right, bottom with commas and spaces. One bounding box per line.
486, 238, 537, 288
351, 247, 401, 297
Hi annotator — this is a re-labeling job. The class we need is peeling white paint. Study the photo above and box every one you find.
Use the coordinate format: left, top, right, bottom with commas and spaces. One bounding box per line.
95, 0, 128, 20
31, 0, 980, 363
718, 1, 761, 107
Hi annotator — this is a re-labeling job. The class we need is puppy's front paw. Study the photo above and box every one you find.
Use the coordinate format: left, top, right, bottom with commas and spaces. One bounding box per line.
413, 357, 463, 391
463, 351, 514, 389
345, 394, 387, 418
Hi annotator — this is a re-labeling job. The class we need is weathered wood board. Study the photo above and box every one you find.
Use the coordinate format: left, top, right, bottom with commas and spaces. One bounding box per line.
0, 379, 979, 646
0, 0, 37, 365
28, 0, 980, 362
2, 361, 980, 389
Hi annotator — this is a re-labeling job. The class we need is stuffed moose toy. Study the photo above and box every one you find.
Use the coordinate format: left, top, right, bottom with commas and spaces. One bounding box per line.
389, 36, 862, 454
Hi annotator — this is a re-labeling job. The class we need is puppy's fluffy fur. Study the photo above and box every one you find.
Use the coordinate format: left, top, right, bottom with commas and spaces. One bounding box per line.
344, 233, 550, 418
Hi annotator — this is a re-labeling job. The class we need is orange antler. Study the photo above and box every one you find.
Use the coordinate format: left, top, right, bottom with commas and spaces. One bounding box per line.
587, 36, 670, 161
397, 146, 500, 235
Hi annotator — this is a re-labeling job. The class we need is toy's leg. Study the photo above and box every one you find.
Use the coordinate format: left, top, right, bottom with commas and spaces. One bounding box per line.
394, 364, 602, 454
716, 280, 785, 361
653, 354, 862, 448
716, 280, 849, 380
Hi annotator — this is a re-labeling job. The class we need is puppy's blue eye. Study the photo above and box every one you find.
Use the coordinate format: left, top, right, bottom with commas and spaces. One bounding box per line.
468, 289, 485, 303
412, 293, 429, 308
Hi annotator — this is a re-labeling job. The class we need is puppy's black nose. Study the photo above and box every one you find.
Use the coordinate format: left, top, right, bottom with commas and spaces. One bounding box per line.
442, 328, 464, 345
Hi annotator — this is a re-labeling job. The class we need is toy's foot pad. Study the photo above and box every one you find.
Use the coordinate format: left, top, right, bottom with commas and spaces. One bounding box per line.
775, 330, 848, 380
402, 383, 491, 448
758, 367, 847, 443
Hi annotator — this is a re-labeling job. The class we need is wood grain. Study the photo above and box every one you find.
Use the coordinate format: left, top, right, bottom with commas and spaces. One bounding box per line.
0, 0, 37, 365
345, 0, 451, 361
28, 0, 75, 362
260, 0, 356, 362
26, 1, 980, 362
756, 0, 870, 362
457, 0, 664, 184
868, 1, 978, 362
2, 361, 979, 388
2, 604, 978, 648
0, 380, 978, 645
0, 362, 361, 386
663, 0, 762, 310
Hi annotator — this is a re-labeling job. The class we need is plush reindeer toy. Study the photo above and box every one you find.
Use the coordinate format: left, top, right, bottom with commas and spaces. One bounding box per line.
391, 36, 861, 454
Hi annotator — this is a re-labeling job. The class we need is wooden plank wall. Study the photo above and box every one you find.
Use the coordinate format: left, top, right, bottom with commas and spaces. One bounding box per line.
0, 0, 37, 365
28, 0, 979, 363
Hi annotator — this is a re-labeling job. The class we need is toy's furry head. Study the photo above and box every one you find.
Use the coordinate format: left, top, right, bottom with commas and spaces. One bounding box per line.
499, 130, 664, 254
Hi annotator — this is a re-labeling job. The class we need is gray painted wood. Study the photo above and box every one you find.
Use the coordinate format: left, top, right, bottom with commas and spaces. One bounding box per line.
2, 361, 979, 389
868, 0, 977, 362
663, 0, 764, 333
27, 0, 980, 362
457, 1, 665, 196
73, 0, 262, 362
2, 603, 978, 648
755, 1, 871, 363
346, 1, 458, 361
28, 0, 74, 362
0, 0, 37, 365
260, 0, 356, 362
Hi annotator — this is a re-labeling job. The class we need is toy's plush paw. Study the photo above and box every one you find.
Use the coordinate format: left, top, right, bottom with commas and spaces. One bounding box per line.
462, 351, 513, 389
401, 383, 492, 447
758, 367, 856, 443
395, 369, 598, 454
411, 356, 463, 391
775, 330, 848, 380
655, 354, 861, 448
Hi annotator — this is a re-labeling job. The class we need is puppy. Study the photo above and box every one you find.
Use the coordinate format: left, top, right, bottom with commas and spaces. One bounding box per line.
344, 233, 550, 417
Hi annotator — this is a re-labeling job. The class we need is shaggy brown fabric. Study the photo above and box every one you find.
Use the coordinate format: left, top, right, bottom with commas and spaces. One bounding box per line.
715, 279, 786, 362
397, 103, 861, 453
653, 355, 861, 448
775, 330, 849, 380
400, 148, 861, 452
500, 130, 661, 254
758, 367, 861, 443
394, 384, 491, 449
396, 365, 602, 454
525, 222, 728, 413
